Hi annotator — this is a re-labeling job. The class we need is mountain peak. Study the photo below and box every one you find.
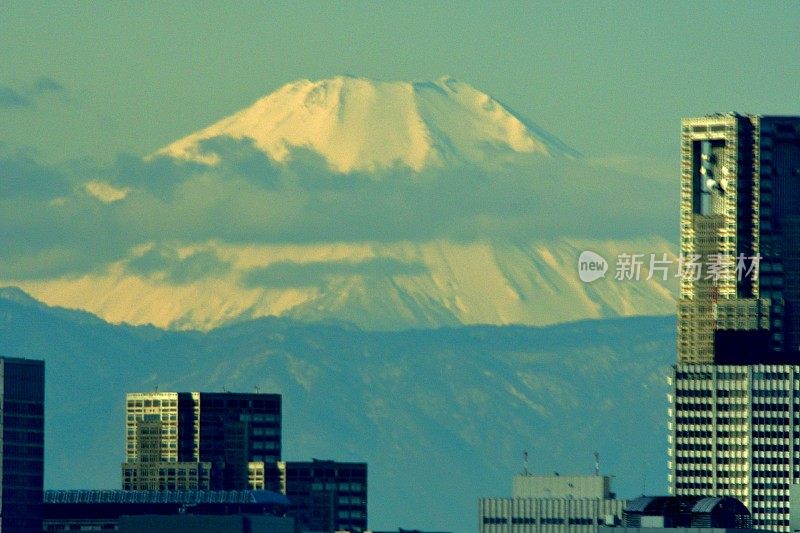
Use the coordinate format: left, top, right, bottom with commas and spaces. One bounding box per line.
158, 76, 576, 173
0, 286, 40, 307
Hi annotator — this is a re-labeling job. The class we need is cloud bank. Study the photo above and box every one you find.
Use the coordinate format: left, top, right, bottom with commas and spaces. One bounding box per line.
0, 137, 675, 280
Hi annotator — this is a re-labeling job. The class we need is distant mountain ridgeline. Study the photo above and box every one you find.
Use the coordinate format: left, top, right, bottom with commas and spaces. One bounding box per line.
0, 287, 674, 533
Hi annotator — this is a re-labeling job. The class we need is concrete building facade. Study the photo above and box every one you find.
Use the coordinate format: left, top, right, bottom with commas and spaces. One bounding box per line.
479, 474, 624, 533
669, 364, 800, 530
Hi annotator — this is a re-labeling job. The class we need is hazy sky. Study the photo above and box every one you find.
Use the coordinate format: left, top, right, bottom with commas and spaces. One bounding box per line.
2, 2, 798, 168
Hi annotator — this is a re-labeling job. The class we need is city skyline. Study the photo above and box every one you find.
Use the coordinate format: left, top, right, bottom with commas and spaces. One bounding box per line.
3, 3, 800, 533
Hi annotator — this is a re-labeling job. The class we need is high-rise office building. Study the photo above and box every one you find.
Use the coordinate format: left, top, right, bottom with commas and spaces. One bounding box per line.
122, 391, 281, 491
0, 357, 45, 533
677, 114, 800, 363
670, 114, 800, 532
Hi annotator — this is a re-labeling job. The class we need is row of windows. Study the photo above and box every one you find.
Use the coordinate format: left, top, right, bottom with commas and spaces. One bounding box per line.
716, 457, 748, 465
2, 416, 44, 429
752, 494, 790, 502
752, 416, 790, 424
753, 518, 789, 527
310, 482, 364, 491
482, 517, 600, 525
2, 444, 44, 458
674, 482, 713, 489
338, 496, 365, 505
1, 402, 44, 415
676, 430, 712, 438
2, 431, 43, 444
676, 415, 796, 425
677, 456, 711, 464
752, 403, 800, 412
675, 389, 712, 397
716, 403, 747, 411
752, 470, 789, 478
753, 444, 790, 451
718, 431, 749, 438
753, 402, 791, 410
127, 414, 177, 422
753, 482, 790, 490
676, 417, 711, 425
1, 473, 44, 487
752, 457, 791, 464
128, 399, 179, 408
123, 468, 209, 477
675, 402, 712, 411
753, 372, 791, 380
675, 469, 712, 477
676, 443, 712, 451
239, 414, 279, 422
676, 371, 796, 381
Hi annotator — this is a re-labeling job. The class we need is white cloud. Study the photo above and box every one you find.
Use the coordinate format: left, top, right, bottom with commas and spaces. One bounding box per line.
84, 180, 131, 203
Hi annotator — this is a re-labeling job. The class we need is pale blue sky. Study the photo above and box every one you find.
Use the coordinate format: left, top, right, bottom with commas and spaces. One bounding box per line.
2, 1, 798, 168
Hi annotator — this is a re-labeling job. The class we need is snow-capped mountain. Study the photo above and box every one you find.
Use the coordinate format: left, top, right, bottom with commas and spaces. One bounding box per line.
3, 76, 676, 330
159, 75, 578, 172
13, 238, 675, 331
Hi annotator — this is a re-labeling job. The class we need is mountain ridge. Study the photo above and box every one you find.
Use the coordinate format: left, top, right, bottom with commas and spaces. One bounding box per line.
10, 238, 677, 331
0, 290, 674, 532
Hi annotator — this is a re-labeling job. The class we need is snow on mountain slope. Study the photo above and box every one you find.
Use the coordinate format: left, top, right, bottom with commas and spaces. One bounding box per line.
159, 75, 577, 172
11, 238, 676, 331
2, 76, 674, 330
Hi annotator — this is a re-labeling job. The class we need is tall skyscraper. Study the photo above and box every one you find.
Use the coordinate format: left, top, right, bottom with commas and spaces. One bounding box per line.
122, 391, 281, 491
0, 357, 45, 533
670, 113, 800, 532
678, 114, 800, 363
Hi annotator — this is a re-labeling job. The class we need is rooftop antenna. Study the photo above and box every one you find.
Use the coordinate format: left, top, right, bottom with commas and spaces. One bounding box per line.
154, 385, 159, 393
523, 450, 529, 475
594, 451, 600, 476
254, 385, 260, 394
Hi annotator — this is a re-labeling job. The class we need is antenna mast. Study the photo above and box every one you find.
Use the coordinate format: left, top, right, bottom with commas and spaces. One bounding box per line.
594, 451, 600, 476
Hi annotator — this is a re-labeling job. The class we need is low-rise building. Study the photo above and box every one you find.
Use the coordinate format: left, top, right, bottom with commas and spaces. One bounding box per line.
43, 489, 290, 532
479, 473, 625, 532
598, 495, 769, 533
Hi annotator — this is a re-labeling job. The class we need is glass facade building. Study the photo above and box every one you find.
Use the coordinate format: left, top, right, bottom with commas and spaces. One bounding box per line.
0, 357, 45, 533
